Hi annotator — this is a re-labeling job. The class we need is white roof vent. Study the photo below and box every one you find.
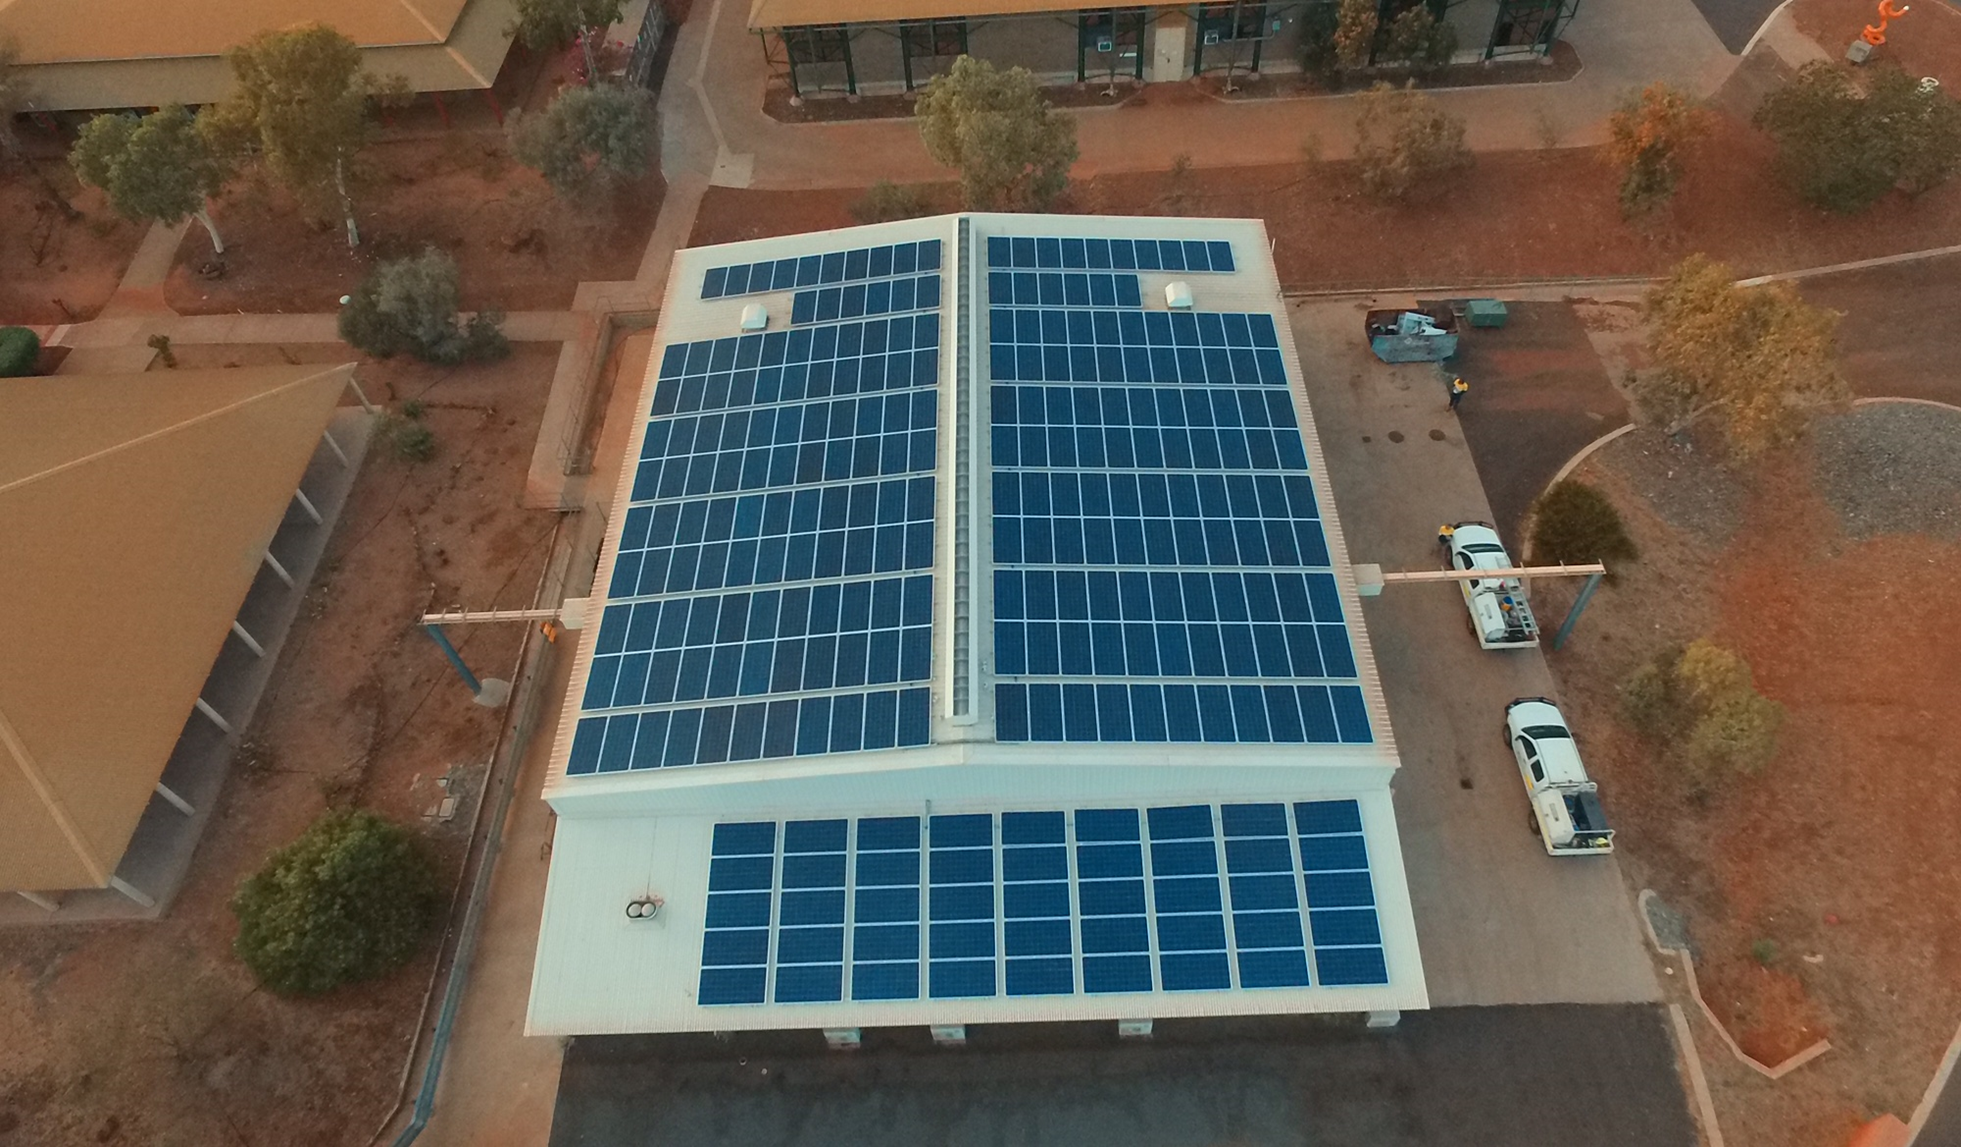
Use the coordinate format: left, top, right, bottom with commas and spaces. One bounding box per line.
739, 302, 768, 331
1164, 281, 1194, 309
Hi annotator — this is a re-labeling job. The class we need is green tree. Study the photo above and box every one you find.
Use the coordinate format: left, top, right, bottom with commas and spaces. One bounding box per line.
1606, 83, 1703, 217
1528, 480, 1637, 569
1755, 61, 1961, 213
1333, 0, 1379, 71
202, 24, 402, 249
70, 106, 233, 254
509, 82, 657, 198
1352, 81, 1471, 201
1618, 638, 1783, 785
1382, 5, 1456, 73
231, 809, 440, 996
339, 247, 510, 365
1638, 254, 1848, 458
509, 0, 625, 86
916, 56, 1078, 211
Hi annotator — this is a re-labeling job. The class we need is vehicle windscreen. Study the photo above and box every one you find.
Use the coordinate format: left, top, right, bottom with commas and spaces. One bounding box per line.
1462, 544, 1507, 554
1523, 725, 1570, 739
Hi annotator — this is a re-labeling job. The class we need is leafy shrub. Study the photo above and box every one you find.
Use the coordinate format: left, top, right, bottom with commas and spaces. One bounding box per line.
231, 809, 440, 996
339, 247, 510, 365
0, 326, 40, 377
850, 180, 931, 224
390, 419, 437, 462
1382, 5, 1456, 73
1297, 2, 1342, 80
1619, 639, 1782, 785
1755, 62, 1961, 214
1333, 0, 1379, 71
1751, 939, 1778, 966
1529, 480, 1637, 569
1353, 82, 1471, 201
1607, 83, 1703, 217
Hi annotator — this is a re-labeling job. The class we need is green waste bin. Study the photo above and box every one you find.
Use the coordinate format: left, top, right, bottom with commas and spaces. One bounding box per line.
1465, 299, 1508, 329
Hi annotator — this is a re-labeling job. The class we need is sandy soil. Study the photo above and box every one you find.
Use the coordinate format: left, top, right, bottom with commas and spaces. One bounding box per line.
0, 163, 146, 325
693, 107, 1961, 288
164, 133, 663, 316
1533, 422, 1961, 1147
0, 345, 560, 1147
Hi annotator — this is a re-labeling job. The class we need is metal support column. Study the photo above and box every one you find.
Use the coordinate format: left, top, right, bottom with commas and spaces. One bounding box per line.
262, 550, 296, 588
292, 488, 323, 524
1550, 571, 1603, 651
322, 428, 350, 466
195, 697, 235, 735
155, 781, 195, 816
423, 625, 511, 708
231, 619, 266, 657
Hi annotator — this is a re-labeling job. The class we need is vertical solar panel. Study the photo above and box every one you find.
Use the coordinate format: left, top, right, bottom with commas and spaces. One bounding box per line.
1074, 808, 1153, 993
1295, 800, 1389, 987
773, 819, 847, 1003
927, 813, 996, 999
1000, 811, 1074, 996
851, 816, 922, 1001
1221, 803, 1312, 988
569, 248, 945, 778
699, 821, 777, 1005
1146, 805, 1231, 991
985, 232, 1372, 749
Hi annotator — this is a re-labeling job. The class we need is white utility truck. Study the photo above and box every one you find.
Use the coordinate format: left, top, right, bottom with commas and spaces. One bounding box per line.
1504, 698, 1615, 856
1442, 522, 1540, 648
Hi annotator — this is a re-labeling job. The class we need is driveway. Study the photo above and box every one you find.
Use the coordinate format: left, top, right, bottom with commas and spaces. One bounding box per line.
1289, 298, 1658, 1009
549, 1004, 1696, 1147
1685, 0, 1785, 52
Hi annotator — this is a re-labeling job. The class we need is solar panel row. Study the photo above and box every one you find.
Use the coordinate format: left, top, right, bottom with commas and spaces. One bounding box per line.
991, 387, 1310, 471
989, 309, 1288, 387
702, 238, 943, 299
696, 800, 1385, 1006
985, 235, 1235, 274
994, 682, 1373, 746
993, 469, 1326, 567
791, 273, 942, 325
610, 476, 935, 599
626, 391, 938, 504
653, 317, 941, 418
986, 271, 1143, 309
566, 686, 932, 776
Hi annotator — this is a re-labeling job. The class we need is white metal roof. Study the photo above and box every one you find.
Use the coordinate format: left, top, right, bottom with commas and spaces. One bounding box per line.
527, 215, 1427, 1035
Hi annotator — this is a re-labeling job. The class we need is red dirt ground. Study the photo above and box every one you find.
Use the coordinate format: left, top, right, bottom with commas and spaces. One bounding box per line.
164, 134, 663, 316
0, 164, 146, 325
0, 345, 559, 1147
1540, 440, 1961, 1147
692, 109, 1961, 288
1793, 0, 1961, 90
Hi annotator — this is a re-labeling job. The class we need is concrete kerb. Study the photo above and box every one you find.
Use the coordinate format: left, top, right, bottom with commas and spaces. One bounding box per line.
1668, 1002, 1728, 1147
1637, 889, 1833, 1080
1907, 1019, 1961, 1144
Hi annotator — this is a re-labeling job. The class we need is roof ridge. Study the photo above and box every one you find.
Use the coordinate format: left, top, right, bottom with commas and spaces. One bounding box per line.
395, 0, 449, 42
0, 364, 350, 498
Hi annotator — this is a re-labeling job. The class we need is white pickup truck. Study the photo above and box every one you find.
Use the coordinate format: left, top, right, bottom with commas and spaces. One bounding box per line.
1504, 698, 1615, 856
1442, 522, 1539, 649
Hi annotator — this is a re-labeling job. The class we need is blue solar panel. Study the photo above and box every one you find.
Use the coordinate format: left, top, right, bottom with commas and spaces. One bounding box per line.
699, 800, 1389, 1006
985, 235, 1235, 274
1295, 800, 1388, 986
572, 252, 948, 778
792, 274, 942, 325
986, 235, 1370, 750
702, 239, 943, 300
985, 271, 1145, 309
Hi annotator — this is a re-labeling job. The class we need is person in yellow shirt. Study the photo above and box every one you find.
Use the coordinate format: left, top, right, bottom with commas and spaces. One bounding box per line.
1448, 376, 1469, 412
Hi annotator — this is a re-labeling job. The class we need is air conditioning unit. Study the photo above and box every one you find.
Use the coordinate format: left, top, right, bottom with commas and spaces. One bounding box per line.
740, 302, 768, 331
1165, 281, 1193, 309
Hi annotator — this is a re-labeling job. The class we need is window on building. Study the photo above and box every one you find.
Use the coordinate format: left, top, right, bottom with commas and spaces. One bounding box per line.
785, 24, 852, 64
1198, 1, 1268, 41
901, 18, 968, 57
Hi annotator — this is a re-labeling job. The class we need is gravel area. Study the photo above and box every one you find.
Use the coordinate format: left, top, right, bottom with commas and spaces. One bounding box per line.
1591, 428, 1750, 546
1643, 892, 1694, 955
1811, 403, 1961, 541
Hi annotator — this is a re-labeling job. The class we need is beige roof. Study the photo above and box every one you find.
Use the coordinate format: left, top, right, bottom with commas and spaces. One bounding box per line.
1, 0, 519, 111
0, 364, 353, 892
748, 0, 1067, 30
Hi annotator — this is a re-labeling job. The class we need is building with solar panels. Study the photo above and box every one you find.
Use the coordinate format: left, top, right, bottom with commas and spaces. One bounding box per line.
525, 215, 1429, 1039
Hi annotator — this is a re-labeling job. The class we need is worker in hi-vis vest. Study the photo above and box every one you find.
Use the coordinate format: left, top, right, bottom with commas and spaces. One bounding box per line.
1448, 376, 1469, 412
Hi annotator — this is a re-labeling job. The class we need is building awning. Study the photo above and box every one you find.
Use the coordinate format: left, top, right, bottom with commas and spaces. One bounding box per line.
749, 0, 1097, 31
0, 364, 354, 892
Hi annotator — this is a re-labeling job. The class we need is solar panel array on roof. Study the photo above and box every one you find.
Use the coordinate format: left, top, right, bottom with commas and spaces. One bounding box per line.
985, 235, 1236, 273
985, 235, 1370, 747
696, 800, 1389, 1007
567, 248, 945, 776
702, 239, 944, 300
